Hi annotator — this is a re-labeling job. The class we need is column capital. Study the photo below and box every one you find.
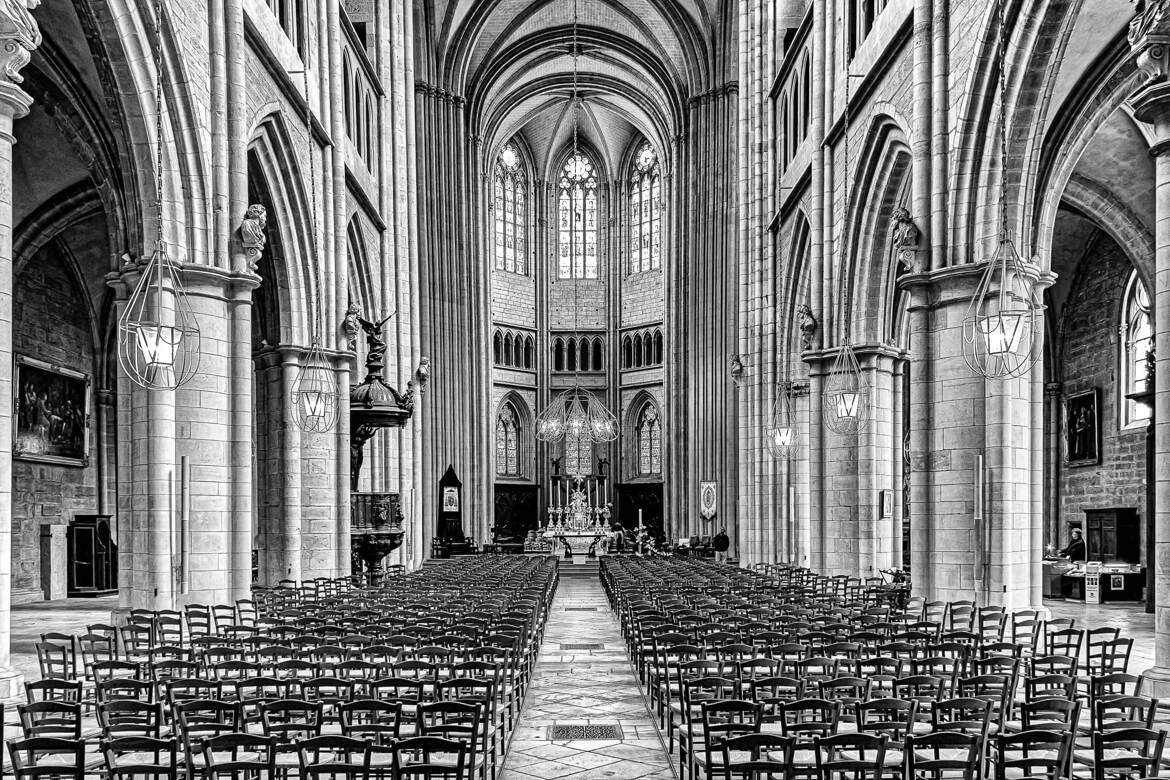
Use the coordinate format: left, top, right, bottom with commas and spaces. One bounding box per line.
1129, 2, 1170, 138
0, 1, 40, 118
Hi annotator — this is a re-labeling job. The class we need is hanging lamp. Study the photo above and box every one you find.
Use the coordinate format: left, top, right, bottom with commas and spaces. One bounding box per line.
766, 382, 799, 458
117, 0, 201, 391
962, 0, 1044, 379
290, 57, 341, 432
534, 0, 618, 446
822, 65, 869, 435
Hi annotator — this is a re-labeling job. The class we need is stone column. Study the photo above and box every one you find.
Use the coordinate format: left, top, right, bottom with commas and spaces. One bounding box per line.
0, 2, 39, 697
1128, 0, 1170, 692
898, 264, 1046, 609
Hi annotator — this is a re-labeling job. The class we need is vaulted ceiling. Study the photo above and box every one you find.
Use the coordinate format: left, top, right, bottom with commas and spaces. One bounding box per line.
414, 0, 735, 179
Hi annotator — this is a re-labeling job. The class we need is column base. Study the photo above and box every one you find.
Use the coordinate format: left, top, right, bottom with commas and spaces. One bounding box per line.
1139, 665, 1170, 698
0, 666, 24, 704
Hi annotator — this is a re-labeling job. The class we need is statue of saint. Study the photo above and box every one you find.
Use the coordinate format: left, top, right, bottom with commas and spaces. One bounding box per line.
797, 304, 818, 352
342, 303, 361, 352
239, 204, 267, 272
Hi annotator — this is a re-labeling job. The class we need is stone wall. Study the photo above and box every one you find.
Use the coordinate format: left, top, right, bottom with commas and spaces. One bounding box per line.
1057, 231, 1147, 542
12, 242, 99, 602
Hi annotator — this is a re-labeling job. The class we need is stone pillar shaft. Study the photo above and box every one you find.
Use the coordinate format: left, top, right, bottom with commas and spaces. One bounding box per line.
0, 81, 32, 696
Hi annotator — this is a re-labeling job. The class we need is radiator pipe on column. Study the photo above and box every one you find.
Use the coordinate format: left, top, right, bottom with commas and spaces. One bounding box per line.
973, 453, 985, 604
179, 456, 190, 595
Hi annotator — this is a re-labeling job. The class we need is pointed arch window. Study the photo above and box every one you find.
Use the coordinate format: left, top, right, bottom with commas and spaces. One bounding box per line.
557, 152, 599, 279
1122, 271, 1153, 427
496, 405, 521, 477
494, 143, 527, 274
564, 426, 593, 477
630, 143, 661, 274
636, 404, 662, 476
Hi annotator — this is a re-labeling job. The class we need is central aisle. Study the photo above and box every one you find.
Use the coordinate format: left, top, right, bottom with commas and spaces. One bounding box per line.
499, 574, 677, 780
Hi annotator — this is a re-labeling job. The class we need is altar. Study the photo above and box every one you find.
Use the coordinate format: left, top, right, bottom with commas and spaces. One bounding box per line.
540, 470, 611, 557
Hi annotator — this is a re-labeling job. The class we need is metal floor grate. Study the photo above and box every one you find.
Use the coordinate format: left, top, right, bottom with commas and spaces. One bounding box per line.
548, 724, 623, 740
560, 643, 604, 651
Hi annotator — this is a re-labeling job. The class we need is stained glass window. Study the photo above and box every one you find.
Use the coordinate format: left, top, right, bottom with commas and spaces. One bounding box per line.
495, 406, 520, 476
630, 143, 661, 273
637, 404, 662, 476
1122, 272, 1152, 427
564, 427, 592, 477
494, 143, 527, 274
558, 151, 599, 279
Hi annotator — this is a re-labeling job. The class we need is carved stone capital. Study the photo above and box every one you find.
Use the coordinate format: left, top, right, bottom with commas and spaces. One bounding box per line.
1130, 1, 1170, 83
0, 1, 39, 87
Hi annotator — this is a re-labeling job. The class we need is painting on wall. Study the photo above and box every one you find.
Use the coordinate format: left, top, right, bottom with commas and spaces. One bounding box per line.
1065, 388, 1100, 467
14, 355, 90, 466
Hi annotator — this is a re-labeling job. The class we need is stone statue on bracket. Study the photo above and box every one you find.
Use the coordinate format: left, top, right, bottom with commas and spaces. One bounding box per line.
415, 356, 431, 390
891, 207, 921, 273
239, 204, 267, 273
797, 304, 818, 352
342, 302, 361, 352
728, 354, 744, 383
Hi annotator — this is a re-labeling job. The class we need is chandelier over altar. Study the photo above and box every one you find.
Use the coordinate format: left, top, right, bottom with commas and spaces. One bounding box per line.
535, 384, 619, 443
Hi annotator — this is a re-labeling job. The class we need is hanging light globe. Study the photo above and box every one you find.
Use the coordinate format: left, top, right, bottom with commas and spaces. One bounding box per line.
535, 385, 619, 443
117, 244, 201, 390
962, 232, 1044, 379
291, 341, 340, 432
767, 385, 799, 458
823, 341, 869, 435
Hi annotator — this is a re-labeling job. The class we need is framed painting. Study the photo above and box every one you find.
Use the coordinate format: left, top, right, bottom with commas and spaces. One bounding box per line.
14, 355, 90, 466
442, 485, 460, 513
1065, 388, 1100, 467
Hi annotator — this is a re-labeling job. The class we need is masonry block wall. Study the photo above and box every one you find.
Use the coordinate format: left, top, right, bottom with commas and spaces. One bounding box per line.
492, 270, 536, 329
1057, 231, 1147, 541
12, 242, 102, 602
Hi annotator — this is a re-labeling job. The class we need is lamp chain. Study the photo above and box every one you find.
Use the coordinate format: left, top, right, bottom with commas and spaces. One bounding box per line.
839, 59, 853, 345
998, 0, 1008, 243
302, 58, 323, 347
153, 0, 165, 253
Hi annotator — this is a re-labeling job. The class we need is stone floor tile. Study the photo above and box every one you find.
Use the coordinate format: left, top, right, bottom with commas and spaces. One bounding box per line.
499, 576, 676, 780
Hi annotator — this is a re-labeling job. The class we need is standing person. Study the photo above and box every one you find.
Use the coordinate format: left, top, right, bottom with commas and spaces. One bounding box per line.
610, 523, 625, 553
713, 526, 730, 564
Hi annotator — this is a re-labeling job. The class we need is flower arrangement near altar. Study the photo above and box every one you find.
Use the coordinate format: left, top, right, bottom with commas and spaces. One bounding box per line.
633, 525, 659, 557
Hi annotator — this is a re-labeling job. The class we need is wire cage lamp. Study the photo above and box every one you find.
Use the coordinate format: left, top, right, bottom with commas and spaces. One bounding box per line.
291, 339, 340, 433
821, 65, 869, 435
289, 57, 341, 432
822, 340, 869, 435
961, 0, 1044, 379
766, 382, 799, 458
116, 0, 201, 391
117, 245, 201, 390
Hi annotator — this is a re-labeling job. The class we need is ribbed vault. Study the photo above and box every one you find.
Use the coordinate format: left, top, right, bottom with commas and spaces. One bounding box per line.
417, 0, 735, 172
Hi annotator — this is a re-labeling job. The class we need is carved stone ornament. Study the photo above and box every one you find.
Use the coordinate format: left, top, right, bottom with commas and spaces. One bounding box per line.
342, 302, 361, 352
797, 304, 818, 352
1130, 0, 1170, 82
239, 204, 267, 273
0, 1, 40, 85
728, 353, 744, 382
415, 356, 431, 390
